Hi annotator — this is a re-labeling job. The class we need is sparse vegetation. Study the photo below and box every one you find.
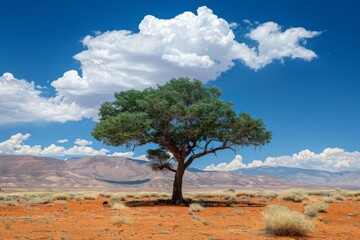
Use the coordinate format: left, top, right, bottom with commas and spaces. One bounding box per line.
261, 205, 313, 236
111, 193, 127, 202
254, 190, 277, 199
189, 203, 204, 212
304, 201, 328, 217
278, 189, 307, 202
111, 202, 128, 209
111, 216, 132, 226
74, 195, 84, 201
82, 193, 99, 200
51, 193, 71, 201
235, 191, 255, 197
324, 197, 335, 203
28, 197, 50, 205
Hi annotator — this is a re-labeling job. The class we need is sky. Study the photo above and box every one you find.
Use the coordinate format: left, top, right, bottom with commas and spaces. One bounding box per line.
1, 0, 360, 172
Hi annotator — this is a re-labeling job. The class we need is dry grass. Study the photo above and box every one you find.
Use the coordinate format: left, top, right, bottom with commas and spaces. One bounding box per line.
324, 197, 335, 203
82, 193, 99, 200
74, 195, 85, 201
111, 202, 128, 209
278, 189, 307, 202
111, 216, 132, 226
111, 193, 127, 202
189, 203, 204, 212
235, 191, 256, 197
28, 197, 50, 205
254, 190, 277, 199
262, 205, 313, 237
51, 193, 71, 201
304, 201, 328, 217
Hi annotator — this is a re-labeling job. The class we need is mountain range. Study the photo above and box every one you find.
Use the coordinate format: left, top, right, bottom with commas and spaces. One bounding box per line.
0, 155, 359, 190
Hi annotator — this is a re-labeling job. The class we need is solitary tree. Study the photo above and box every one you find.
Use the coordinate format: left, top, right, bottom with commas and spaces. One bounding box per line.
92, 78, 271, 204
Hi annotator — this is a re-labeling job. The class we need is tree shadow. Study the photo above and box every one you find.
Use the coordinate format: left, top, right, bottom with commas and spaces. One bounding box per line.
124, 199, 267, 207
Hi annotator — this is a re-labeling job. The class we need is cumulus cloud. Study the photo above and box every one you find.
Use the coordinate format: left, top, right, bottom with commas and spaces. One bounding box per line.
108, 151, 135, 158
204, 155, 246, 171
204, 148, 360, 172
51, 6, 320, 109
0, 73, 96, 124
0, 133, 142, 158
1, 6, 320, 124
57, 139, 68, 143
74, 138, 92, 146
108, 151, 149, 161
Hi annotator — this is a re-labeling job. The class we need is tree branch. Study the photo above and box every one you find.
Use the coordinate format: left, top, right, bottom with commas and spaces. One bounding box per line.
184, 141, 231, 169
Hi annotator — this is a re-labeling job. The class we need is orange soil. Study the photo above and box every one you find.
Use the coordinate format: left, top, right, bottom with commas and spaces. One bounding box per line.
1, 196, 359, 240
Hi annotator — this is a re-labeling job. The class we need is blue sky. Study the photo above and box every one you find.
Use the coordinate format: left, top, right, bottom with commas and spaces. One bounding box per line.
1, 0, 359, 171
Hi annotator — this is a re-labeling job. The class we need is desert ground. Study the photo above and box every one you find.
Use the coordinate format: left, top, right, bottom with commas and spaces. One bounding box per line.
1, 189, 359, 240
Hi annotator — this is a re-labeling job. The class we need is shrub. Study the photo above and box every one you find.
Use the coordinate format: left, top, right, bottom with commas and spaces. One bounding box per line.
304, 201, 328, 217
111, 193, 127, 202
99, 192, 112, 198
83, 193, 99, 200
51, 193, 71, 201
189, 203, 204, 212
111, 216, 132, 226
3, 200, 17, 206
333, 195, 344, 201
255, 190, 277, 199
111, 202, 128, 209
307, 190, 331, 197
74, 195, 85, 201
235, 191, 255, 197
261, 205, 313, 237
324, 197, 335, 203
28, 197, 50, 205
278, 189, 307, 202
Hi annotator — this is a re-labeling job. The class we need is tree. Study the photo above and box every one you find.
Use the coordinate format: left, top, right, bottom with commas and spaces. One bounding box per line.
92, 78, 271, 204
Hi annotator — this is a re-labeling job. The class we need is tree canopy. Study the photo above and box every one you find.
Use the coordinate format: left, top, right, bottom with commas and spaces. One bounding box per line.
92, 77, 271, 203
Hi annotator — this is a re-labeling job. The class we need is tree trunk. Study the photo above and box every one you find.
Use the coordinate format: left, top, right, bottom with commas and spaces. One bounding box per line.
171, 163, 186, 205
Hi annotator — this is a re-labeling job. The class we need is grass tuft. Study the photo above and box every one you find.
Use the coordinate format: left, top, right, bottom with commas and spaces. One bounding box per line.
111, 216, 132, 226
278, 189, 307, 202
189, 203, 204, 212
111, 202, 128, 209
82, 193, 99, 200
304, 201, 328, 217
262, 205, 313, 237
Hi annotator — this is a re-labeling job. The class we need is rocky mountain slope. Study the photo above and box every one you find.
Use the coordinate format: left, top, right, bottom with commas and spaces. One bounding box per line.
0, 155, 301, 190
234, 166, 360, 189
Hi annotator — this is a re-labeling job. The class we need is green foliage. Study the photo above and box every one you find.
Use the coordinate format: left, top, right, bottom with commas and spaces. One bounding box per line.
92, 78, 271, 201
92, 78, 271, 168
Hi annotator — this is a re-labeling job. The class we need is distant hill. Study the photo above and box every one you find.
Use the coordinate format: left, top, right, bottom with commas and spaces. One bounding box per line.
0, 155, 302, 190
0, 155, 111, 188
233, 166, 360, 189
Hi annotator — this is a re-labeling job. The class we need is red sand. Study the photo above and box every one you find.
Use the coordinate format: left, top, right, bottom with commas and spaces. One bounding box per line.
1, 196, 359, 239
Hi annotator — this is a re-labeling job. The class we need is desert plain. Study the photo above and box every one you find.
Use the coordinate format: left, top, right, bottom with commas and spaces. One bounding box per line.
1, 189, 360, 240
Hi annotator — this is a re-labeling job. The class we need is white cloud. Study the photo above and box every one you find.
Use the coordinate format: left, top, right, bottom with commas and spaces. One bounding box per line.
244, 22, 320, 69
108, 151, 135, 158
51, 6, 320, 109
0, 133, 111, 157
64, 145, 108, 156
0, 73, 96, 124
133, 155, 149, 161
57, 139, 68, 143
204, 148, 360, 172
204, 155, 246, 171
0, 6, 320, 124
74, 138, 92, 146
